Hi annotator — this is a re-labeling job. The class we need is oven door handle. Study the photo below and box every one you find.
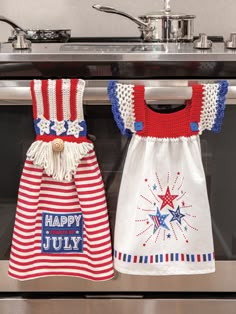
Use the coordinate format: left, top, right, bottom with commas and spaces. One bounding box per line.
0, 80, 235, 104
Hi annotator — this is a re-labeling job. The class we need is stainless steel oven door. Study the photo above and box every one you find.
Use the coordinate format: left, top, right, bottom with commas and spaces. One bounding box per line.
1, 298, 236, 314
0, 80, 236, 292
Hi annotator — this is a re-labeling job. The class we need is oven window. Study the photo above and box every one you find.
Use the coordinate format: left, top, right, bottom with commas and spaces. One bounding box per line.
0, 105, 235, 261
201, 106, 236, 260
0, 106, 34, 259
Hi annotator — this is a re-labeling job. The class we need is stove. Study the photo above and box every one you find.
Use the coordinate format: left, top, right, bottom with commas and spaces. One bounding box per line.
0, 36, 235, 79
1, 34, 236, 314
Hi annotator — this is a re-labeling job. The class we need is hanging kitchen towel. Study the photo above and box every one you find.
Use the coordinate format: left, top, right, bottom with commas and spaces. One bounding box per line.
108, 80, 228, 276
8, 79, 114, 281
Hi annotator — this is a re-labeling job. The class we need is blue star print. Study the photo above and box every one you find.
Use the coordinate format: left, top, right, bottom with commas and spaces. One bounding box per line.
153, 184, 157, 191
169, 206, 185, 224
149, 208, 169, 234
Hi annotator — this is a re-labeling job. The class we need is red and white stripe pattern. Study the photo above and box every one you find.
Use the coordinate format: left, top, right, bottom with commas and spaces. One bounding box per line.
8, 150, 114, 281
31, 79, 85, 122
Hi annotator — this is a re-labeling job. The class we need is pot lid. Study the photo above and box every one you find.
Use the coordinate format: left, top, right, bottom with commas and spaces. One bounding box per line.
139, 10, 195, 19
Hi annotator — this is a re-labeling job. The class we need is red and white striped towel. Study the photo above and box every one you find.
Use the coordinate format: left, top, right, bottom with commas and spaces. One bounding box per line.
8, 79, 114, 281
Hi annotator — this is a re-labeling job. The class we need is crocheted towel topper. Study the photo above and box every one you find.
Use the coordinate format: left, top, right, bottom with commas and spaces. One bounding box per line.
29, 79, 93, 181
8, 79, 114, 281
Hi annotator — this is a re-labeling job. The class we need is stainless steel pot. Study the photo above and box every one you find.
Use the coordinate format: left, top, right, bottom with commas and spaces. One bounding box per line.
0, 16, 71, 42
93, 0, 195, 42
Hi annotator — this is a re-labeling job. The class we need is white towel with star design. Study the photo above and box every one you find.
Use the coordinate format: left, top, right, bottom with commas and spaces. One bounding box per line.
108, 80, 229, 276
114, 135, 215, 275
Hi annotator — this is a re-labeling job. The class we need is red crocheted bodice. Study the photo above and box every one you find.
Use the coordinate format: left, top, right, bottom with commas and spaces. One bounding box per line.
133, 85, 203, 138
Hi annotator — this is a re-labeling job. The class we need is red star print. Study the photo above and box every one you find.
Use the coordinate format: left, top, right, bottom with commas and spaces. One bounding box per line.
158, 186, 178, 210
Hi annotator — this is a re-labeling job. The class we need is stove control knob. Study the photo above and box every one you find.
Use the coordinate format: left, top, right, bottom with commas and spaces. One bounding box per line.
12, 30, 31, 50
225, 33, 236, 49
193, 33, 212, 49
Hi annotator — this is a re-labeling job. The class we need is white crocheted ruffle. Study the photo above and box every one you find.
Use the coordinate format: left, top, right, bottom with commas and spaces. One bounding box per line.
115, 83, 135, 132
199, 84, 219, 134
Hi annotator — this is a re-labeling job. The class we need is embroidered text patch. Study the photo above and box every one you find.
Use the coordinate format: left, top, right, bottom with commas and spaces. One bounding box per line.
42, 212, 83, 253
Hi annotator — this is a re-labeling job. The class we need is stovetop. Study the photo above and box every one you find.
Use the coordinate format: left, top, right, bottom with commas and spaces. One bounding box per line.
6, 36, 225, 44
0, 36, 236, 79
0, 40, 235, 63
57, 36, 223, 54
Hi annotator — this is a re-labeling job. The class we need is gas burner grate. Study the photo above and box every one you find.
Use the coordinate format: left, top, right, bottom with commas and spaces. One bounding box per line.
193, 36, 224, 43
68, 37, 144, 43
68, 36, 224, 43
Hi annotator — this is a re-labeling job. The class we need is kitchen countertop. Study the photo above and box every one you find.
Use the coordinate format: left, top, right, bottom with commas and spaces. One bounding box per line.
0, 42, 236, 62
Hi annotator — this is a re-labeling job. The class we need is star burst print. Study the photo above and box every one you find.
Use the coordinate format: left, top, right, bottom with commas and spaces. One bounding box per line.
158, 187, 178, 210
169, 206, 185, 224
136, 172, 198, 246
149, 208, 169, 234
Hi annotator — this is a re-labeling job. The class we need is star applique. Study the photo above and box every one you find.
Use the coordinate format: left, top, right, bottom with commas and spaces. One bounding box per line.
37, 117, 51, 135
51, 120, 66, 135
169, 206, 185, 224
149, 208, 169, 234
67, 120, 84, 138
158, 186, 178, 210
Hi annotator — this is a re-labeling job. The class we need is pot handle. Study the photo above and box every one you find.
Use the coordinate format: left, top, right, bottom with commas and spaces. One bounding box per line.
0, 15, 25, 32
164, 0, 171, 12
92, 4, 148, 28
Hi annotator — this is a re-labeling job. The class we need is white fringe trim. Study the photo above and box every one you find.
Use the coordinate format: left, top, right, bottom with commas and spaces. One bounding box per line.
27, 140, 94, 182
